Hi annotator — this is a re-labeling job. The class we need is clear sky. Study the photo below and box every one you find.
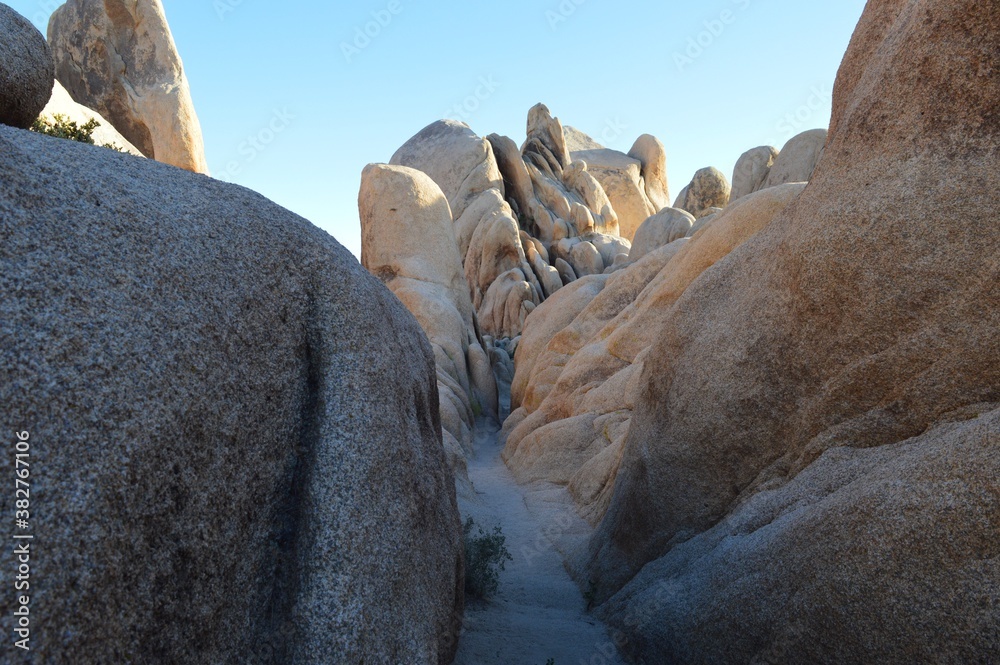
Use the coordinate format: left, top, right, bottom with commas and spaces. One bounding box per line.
13, 0, 868, 258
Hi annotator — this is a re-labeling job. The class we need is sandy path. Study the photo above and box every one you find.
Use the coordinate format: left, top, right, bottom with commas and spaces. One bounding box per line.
454, 423, 627, 665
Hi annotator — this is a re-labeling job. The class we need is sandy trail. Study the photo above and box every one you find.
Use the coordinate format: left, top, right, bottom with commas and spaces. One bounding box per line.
454, 423, 627, 665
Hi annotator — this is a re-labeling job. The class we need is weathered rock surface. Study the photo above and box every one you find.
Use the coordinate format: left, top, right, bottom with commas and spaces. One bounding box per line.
675, 166, 731, 217
0, 124, 463, 664
628, 134, 670, 212
360, 163, 498, 487
487, 133, 535, 224
570, 148, 655, 240
504, 184, 804, 527
39, 80, 143, 155
390, 119, 504, 221
390, 123, 545, 347
570, 240, 605, 277
762, 128, 827, 189
48, 0, 208, 173
525, 103, 570, 172
0, 3, 54, 129
478, 269, 539, 341
729, 145, 779, 202
561, 160, 619, 236
587, 1, 1000, 661
599, 409, 1000, 664
463, 195, 539, 310
563, 125, 605, 152
628, 208, 695, 262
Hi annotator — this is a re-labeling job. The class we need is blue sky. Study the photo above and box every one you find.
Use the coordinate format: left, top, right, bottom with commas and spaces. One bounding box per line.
13, 0, 868, 257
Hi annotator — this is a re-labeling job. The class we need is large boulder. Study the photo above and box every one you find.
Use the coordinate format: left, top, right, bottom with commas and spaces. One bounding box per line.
47, 0, 207, 173
729, 145, 779, 203
0, 3, 54, 129
628, 207, 696, 263
570, 148, 655, 240
359, 163, 498, 487
628, 134, 671, 212
0, 124, 463, 664
762, 128, 827, 188
588, 0, 1000, 661
38, 80, 143, 155
674, 166, 731, 218
390, 119, 504, 221
599, 409, 1000, 664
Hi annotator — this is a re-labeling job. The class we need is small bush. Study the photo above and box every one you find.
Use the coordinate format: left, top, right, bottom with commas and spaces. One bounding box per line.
31, 113, 125, 151
463, 517, 512, 600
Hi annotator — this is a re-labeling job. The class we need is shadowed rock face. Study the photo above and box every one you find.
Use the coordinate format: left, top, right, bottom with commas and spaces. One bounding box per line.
584, 0, 1000, 661
0, 3, 53, 129
0, 125, 463, 665
47, 0, 208, 173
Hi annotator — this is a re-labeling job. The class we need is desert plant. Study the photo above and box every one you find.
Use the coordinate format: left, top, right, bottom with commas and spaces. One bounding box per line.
463, 517, 512, 600
31, 113, 125, 151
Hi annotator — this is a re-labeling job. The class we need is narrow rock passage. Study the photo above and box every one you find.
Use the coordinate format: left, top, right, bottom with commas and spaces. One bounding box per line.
454, 422, 626, 665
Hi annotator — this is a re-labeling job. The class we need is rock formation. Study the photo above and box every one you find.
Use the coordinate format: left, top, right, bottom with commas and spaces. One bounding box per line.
39, 80, 143, 155
569, 147, 655, 240
628, 134, 671, 212
563, 125, 605, 152
390, 119, 503, 222
628, 207, 695, 262
359, 163, 498, 489
376, 109, 665, 420
577, 0, 1000, 661
0, 3, 53, 129
503, 183, 806, 526
673, 166, 731, 218
0, 124, 462, 664
47, 0, 208, 173
729, 145, 779, 203
762, 127, 827, 189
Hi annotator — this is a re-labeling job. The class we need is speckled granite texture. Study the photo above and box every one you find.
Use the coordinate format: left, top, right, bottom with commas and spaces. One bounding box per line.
0, 124, 463, 664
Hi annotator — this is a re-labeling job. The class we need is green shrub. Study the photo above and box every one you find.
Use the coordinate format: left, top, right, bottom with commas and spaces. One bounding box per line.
31, 113, 125, 151
463, 517, 512, 600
